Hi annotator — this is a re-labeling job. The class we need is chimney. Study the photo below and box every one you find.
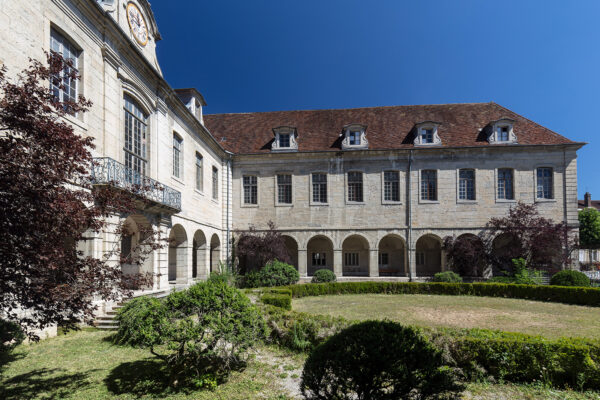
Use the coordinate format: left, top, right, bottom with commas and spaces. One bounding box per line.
584, 192, 592, 208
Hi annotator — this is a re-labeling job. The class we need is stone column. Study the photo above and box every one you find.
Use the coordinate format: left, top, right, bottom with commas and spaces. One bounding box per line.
441, 249, 447, 272
333, 249, 343, 277
298, 249, 308, 277
369, 249, 379, 277
408, 240, 417, 280
156, 218, 170, 290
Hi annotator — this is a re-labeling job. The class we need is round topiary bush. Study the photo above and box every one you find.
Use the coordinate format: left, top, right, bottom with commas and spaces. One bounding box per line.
311, 269, 336, 283
300, 320, 463, 400
432, 271, 463, 283
550, 270, 591, 287
240, 260, 300, 288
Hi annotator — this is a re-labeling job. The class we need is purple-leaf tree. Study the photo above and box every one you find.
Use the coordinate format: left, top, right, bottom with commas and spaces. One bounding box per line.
235, 221, 291, 273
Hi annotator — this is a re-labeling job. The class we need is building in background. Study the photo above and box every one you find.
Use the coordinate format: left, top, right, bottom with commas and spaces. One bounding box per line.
578, 192, 600, 268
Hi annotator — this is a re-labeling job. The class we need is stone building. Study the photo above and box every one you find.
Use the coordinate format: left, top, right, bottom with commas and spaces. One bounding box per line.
578, 192, 600, 268
0, 0, 585, 305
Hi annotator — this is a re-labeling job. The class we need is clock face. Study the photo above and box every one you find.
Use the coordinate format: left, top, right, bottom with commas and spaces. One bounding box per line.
126, 2, 149, 46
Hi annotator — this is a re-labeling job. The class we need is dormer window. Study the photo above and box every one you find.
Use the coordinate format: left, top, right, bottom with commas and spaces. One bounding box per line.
272, 126, 298, 152
489, 119, 517, 144
414, 122, 442, 146
341, 124, 368, 150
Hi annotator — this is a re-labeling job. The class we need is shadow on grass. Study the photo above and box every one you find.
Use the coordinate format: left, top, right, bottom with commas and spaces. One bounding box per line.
0, 368, 97, 400
105, 359, 176, 397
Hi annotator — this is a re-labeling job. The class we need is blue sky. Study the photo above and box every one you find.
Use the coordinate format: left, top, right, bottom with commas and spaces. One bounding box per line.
152, 0, 598, 198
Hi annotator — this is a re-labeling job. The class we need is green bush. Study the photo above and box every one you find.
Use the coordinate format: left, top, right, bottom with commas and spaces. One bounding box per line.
284, 281, 600, 307
114, 281, 266, 387
551, 270, 591, 287
301, 321, 463, 400
0, 319, 25, 354
261, 293, 291, 310
239, 260, 299, 288
432, 271, 463, 283
310, 269, 336, 283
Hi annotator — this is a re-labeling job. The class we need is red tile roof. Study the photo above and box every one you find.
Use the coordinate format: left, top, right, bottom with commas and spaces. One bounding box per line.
203, 102, 578, 154
579, 200, 600, 210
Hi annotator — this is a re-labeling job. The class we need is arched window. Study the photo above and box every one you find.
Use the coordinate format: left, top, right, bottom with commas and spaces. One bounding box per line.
124, 95, 148, 179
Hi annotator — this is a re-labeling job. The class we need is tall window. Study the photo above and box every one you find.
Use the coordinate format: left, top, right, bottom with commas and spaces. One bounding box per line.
348, 172, 363, 202
124, 96, 147, 179
312, 173, 327, 203
279, 134, 290, 148
497, 126, 510, 142
420, 170, 437, 201
172, 134, 182, 178
420, 128, 434, 144
195, 153, 203, 191
349, 131, 361, 145
212, 167, 218, 200
536, 167, 553, 199
312, 252, 326, 266
378, 252, 389, 267
497, 168, 514, 200
277, 174, 292, 204
458, 169, 475, 200
50, 29, 80, 107
345, 253, 359, 266
384, 171, 400, 202
243, 175, 257, 204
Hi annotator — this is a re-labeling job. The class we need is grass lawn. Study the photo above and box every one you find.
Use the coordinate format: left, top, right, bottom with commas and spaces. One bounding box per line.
293, 293, 600, 339
1, 328, 599, 399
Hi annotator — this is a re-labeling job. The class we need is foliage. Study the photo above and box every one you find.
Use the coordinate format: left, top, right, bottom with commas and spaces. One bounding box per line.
551, 270, 591, 287
0, 53, 161, 339
235, 221, 291, 273
431, 328, 600, 390
483, 202, 577, 273
444, 235, 488, 276
0, 320, 25, 355
432, 271, 463, 283
238, 260, 299, 288
488, 258, 545, 285
261, 293, 292, 310
579, 208, 600, 249
261, 305, 351, 353
284, 281, 600, 307
300, 320, 463, 400
207, 269, 239, 287
310, 269, 336, 283
114, 281, 267, 387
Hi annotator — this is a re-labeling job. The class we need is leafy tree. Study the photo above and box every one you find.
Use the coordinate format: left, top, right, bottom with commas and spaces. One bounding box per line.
0, 53, 161, 339
443, 235, 488, 276
235, 221, 291, 273
483, 202, 577, 273
579, 208, 600, 249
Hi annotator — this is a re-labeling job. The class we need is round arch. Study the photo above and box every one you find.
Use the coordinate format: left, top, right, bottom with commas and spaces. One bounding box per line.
192, 230, 207, 279
306, 235, 334, 276
168, 224, 187, 282
378, 234, 406, 276
121, 214, 154, 288
282, 235, 299, 270
415, 234, 442, 277
342, 234, 369, 277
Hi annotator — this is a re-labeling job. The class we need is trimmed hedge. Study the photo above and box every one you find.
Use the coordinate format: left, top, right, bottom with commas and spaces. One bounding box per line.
432, 271, 462, 283
551, 270, 591, 287
284, 281, 600, 307
261, 292, 292, 310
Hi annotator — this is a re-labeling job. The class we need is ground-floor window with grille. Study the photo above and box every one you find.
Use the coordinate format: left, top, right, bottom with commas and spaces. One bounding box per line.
416, 252, 425, 265
378, 252, 389, 267
345, 252, 359, 266
312, 252, 326, 266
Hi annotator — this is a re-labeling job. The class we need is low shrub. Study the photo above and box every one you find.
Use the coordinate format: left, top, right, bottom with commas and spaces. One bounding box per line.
432, 271, 463, 283
114, 281, 266, 388
284, 281, 600, 307
310, 269, 336, 283
261, 293, 291, 310
238, 260, 299, 288
0, 319, 25, 355
301, 321, 463, 400
551, 270, 591, 287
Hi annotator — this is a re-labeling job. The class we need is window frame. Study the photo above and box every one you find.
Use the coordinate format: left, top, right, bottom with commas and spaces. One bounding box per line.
344, 252, 359, 267
212, 166, 219, 201
241, 174, 258, 207
311, 252, 327, 267
275, 173, 293, 206
123, 95, 148, 181
194, 152, 203, 193
419, 169, 438, 203
50, 27, 82, 115
457, 168, 476, 203
496, 167, 516, 202
346, 170, 365, 204
172, 132, 183, 180
382, 170, 402, 204
535, 166, 555, 202
310, 172, 329, 206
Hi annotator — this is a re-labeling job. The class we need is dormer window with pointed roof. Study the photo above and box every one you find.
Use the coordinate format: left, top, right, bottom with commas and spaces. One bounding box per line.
341, 124, 368, 150
414, 122, 442, 146
489, 118, 517, 144
272, 126, 298, 152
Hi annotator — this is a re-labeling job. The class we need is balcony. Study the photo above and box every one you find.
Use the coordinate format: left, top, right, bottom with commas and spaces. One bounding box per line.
91, 157, 181, 212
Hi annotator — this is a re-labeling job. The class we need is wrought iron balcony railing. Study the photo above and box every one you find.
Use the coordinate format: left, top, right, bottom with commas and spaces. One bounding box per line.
91, 157, 181, 211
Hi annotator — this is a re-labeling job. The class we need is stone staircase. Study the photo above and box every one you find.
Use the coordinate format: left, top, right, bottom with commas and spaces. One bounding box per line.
94, 289, 171, 330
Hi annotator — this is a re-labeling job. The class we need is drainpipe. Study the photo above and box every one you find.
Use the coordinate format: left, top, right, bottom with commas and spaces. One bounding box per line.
226, 151, 233, 268
407, 150, 413, 281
